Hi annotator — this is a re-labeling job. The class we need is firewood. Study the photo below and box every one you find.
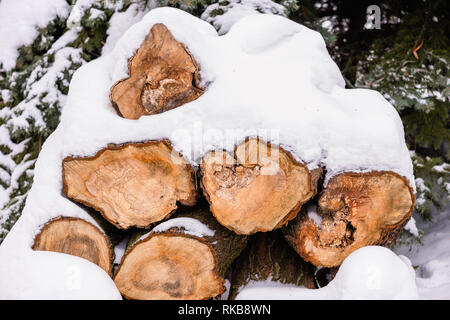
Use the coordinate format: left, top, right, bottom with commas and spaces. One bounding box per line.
32, 217, 113, 275
283, 171, 415, 268
62, 140, 197, 229
110, 23, 204, 119
200, 138, 321, 235
114, 203, 248, 300
229, 231, 316, 299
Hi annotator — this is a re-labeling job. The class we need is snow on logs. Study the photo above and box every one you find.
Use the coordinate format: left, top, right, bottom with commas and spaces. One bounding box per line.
283, 172, 415, 268
110, 23, 204, 120
200, 138, 322, 235
62, 140, 197, 229
32, 217, 113, 275
36, 17, 416, 299
114, 204, 248, 300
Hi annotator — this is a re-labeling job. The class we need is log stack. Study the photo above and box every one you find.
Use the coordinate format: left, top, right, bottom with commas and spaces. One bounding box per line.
32, 23, 415, 299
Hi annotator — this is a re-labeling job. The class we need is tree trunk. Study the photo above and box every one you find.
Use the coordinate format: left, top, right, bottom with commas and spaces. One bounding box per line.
32, 217, 113, 275
113, 202, 248, 300
200, 138, 321, 235
283, 171, 415, 268
229, 231, 316, 300
110, 23, 204, 120
62, 140, 198, 229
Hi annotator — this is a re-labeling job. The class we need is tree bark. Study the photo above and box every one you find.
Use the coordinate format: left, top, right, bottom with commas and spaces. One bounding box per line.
62, 140, 197, 229
110, 23, 204, 120
283, 171, 415, 268
200, 138, 321, 235
32, 217, 113, 275
229, 231, 316, 300
113, 202, 248, 300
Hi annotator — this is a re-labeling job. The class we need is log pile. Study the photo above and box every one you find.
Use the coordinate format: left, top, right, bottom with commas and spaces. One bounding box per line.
32, 24, 415, 299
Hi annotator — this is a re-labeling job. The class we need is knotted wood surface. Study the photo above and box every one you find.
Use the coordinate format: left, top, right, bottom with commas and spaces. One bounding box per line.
62, 140, 197, 229
284, 171, 415, 267
110, 23, 204, 120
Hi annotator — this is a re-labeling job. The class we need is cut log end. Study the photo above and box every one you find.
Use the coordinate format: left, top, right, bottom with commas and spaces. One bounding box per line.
32, 217, 113, 275
284, 171, 415, 267
63, 140, 197, 229
110, 23, 204, 120
200, 138, 319, 235
114, 233, 224, 300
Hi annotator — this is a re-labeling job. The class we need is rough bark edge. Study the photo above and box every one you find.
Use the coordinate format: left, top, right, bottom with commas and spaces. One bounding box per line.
62, 139, 198, 229
283, 170, 416, 266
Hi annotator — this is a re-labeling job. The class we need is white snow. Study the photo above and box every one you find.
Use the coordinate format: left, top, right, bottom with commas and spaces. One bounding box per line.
66, 0, 119, 29
306, 204, 322, 227
236, 246, 418, 299
404, 217, 419, 237
433, 163, 450, 173
1, 90, 11, 103
113, 235, 129, 265
102, 4, 151, 55
201, 0, 287, 35
0, 0, 69, 71
134, 217, 215, 247
396, 208, 450, 299
415, 177, 430, 206
220, 279, 231, 300
0, 7, 416, 298
89, 8, 104, 20
331, 246, 417, 299
152, 217, 215, 238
